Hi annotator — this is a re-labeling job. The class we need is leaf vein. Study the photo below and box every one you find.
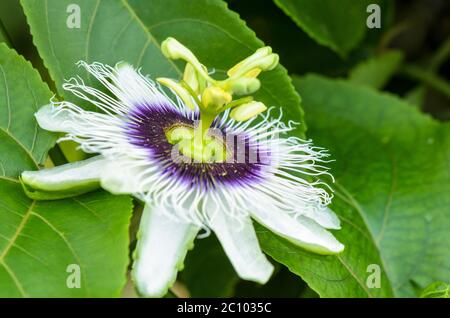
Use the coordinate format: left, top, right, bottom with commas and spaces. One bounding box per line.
0, 201, 34, 262
0, 64, 11, 131
85, 0, 101, 64
0, 261, 27, 297
120, 0, 181, 75
0, 126, 39, 169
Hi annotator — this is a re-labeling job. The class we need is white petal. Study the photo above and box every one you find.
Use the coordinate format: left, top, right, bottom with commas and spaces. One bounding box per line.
132, 204, 199, 297
301, 206, 341, 230
21, 155, 105, 191
35, 104, 75, 133
207, 209, 274, 284
99, 159, 145, 195
250, 209, 344, 255
35, 103, 121, 138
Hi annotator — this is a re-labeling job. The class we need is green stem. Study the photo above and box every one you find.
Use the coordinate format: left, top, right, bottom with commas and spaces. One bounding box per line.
429, 36, 450, 72
400, 65, 450, 101
180, 80, 204, 109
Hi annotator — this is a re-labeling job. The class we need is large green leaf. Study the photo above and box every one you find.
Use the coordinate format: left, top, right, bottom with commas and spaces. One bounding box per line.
21, 0, 305, 135
0, 43, 55, 175
256, 220, 393, 298
274, 0, 374, 56
264, 74, 449, 297
0, 43, 132, 297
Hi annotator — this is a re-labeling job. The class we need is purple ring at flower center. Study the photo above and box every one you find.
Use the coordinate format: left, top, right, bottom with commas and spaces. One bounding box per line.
125, 103, 270, 190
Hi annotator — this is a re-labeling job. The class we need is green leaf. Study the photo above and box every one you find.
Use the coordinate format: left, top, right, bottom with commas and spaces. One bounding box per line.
349, 50, 403, 89
0, 43, 56, 175
256, 221, 393, 298
274, 0, 374, 56
21, 0, 305, 135
272, 74, 449, 297
0, 43, 132, 297
0, 186, 133, 297
420, 282, 450, 298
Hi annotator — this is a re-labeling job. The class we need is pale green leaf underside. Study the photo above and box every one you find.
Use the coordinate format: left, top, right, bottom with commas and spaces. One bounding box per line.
274, 0, 373, 56
290, 75, 450, 297
21, 0, 305, 135
0, 43, 132, 297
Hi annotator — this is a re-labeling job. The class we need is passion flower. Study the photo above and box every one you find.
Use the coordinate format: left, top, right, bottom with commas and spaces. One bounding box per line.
21, 38, 344, 297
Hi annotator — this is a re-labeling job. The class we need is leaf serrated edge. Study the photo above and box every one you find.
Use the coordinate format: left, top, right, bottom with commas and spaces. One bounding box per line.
273, 0, 366, 57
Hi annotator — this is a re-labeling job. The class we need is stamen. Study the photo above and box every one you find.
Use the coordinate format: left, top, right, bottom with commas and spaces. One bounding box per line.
231, 101, 267, 122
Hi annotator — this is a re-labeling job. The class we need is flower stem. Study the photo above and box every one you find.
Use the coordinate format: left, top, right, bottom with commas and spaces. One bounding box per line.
400, 65, 450, 101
